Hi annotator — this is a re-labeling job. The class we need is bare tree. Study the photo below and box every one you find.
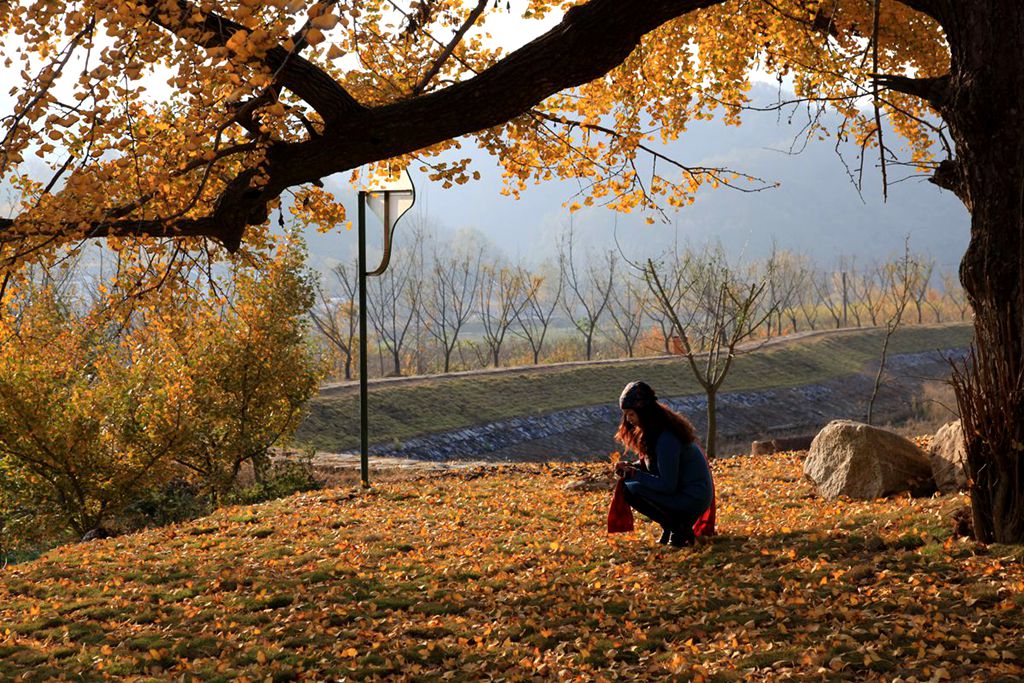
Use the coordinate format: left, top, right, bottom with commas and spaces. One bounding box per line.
512, 262, 561, 365
796, 283, 820, 331
309, 260, 359, 381
406, 222, 431, 375
909, 256, 935, 324
478, 260, 531, 367
811, 269, 845, 330
645, 305, 677, 354
925, 280, 945, 323
643, 245, 774, 458
463, 338, 490, 370
852, 264, 887, 327
607, 275, 649, 358
422, 241, 483, 373
866, 241, 916, 425
941, 270, 971, 322
559, 226, 616, 361
366, 235, 423, 378
764, 248, 811, 336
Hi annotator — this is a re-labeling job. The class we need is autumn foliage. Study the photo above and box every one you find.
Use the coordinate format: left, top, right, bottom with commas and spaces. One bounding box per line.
0, 238, 323, 549
0, 0, 950, 263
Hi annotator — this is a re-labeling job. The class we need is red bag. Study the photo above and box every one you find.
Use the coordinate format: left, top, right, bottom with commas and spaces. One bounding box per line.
692, 489, 716, 537
607, 477, 634, 533
692, 448, 717, 538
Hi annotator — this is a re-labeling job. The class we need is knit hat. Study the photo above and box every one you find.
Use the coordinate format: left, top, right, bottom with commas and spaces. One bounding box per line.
619, 381, 657, 410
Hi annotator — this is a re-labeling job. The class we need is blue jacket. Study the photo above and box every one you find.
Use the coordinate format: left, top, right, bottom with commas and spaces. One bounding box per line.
626, 431, 713, 515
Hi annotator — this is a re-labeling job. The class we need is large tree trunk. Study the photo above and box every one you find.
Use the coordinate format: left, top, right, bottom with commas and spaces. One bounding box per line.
943, 1, 1024, 543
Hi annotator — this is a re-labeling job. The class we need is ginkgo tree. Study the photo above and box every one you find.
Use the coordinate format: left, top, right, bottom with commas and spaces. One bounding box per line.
0, 0, 1020, 541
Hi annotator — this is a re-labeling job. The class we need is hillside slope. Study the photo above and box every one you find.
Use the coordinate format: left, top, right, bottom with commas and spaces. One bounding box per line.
297, 324, 973, 455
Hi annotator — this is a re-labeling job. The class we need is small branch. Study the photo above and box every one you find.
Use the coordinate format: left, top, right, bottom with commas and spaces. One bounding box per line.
142, 0, 363, 122
411, 0, 489, 96
532, 111, 772, 193
757, 0, 840, 39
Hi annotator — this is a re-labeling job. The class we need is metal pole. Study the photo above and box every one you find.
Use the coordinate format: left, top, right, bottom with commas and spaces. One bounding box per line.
358, 191, 370, 488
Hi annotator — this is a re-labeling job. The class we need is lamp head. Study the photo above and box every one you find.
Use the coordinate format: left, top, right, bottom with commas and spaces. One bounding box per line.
365, 168, 415, 229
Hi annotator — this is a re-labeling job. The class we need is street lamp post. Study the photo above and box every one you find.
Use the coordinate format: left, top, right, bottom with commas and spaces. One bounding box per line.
357, 170, 416, 487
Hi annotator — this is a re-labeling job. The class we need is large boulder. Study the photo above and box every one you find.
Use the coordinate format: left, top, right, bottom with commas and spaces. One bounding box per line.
929, 420, 969, 494
804, 420, 935, 500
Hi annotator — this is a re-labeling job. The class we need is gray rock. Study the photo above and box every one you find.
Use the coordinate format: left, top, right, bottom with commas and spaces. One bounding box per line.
929, 420, 968, 494
751, 434, 815, 456
804, 420, 935, 500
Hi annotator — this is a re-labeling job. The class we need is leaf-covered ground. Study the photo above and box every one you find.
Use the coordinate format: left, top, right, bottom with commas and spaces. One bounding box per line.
2, 452, 1023, 682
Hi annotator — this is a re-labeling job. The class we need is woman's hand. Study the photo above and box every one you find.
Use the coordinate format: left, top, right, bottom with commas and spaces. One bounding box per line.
614, 461, 636, 478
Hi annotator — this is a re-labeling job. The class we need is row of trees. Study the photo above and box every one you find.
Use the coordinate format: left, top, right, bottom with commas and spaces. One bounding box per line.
311, 226, 971, 383
0, 240, 323, 555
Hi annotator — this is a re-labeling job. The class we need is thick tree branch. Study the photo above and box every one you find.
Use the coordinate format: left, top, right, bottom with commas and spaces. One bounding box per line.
892, 0, 948, 24
2, 0, 725, 255
282, 0, 727, 181
930, 157, 968, 206
873, 72, 951, 110
0, 215, 221, 242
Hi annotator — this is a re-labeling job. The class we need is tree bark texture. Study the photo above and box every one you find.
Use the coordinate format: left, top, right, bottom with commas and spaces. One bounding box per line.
941, 1, 1024, 543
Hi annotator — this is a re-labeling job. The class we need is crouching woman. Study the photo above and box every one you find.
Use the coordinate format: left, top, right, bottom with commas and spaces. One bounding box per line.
614, 381, 713, 547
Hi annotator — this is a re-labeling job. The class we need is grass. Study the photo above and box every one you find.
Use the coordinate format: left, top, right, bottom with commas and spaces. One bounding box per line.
296, 323, 972, 452
2, 451, 1022, 681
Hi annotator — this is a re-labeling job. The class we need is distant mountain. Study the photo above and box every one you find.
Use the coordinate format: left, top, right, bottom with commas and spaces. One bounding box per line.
308, 82, 969, 274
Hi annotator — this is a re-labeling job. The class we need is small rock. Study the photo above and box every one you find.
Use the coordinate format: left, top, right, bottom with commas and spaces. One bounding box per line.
929, 420, 968, 493
752, 434, 815, 456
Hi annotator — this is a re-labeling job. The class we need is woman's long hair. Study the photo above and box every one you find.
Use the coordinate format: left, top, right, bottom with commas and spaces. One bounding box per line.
615, 402, 698, 462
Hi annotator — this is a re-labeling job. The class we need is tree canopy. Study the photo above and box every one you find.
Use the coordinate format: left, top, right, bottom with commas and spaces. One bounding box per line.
0, 0, 949, 269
